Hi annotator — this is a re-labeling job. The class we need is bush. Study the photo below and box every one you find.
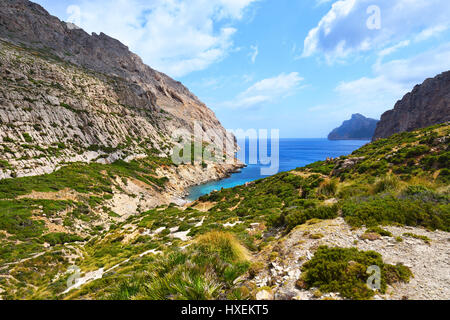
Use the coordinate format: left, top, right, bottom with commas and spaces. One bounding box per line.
0, 202, 45, 240
342, 195, 450, 231
437, 168, 450, 183
365, 226, 392, 237
41, 232, 84, 246
402, 233, 431, 243
0, 160, 11, 170
300, 246, 412, 300
281, 205, 339, 231
22, 133, 33, 143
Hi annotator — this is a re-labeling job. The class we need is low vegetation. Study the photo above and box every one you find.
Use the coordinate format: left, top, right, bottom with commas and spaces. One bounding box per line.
0, 123, 448, 299
299, 246, 413, 300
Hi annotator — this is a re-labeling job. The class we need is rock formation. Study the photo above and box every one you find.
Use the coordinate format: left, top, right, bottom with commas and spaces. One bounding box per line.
0, 0, 238, 179
373, 71, 450, 140
328, 114, 378, 140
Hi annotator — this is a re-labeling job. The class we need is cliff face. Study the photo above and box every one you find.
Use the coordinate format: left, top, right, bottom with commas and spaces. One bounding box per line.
328, 114, 378, 140
0, 0, 237, 178
373, 71, 450, 140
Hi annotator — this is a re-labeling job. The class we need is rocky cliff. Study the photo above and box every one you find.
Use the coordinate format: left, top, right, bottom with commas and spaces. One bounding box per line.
328, 114, 378, 140
373, 71, 450, 140
0, 0, 237, 179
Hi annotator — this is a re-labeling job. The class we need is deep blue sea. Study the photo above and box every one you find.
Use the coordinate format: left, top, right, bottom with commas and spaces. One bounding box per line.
186, 139, 369, 201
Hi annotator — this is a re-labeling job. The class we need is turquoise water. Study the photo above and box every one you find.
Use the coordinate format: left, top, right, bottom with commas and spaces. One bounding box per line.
186, 138, 369, 201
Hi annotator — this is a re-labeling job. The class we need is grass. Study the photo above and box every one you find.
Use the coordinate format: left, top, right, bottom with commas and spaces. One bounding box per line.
195, 231, 250, 263
372, 174, 401, 194
102, 232, 250, 300
317, 179, 338, 197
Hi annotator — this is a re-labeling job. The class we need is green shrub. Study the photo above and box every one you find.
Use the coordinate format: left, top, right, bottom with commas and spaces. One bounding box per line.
365, 226, 392, 237
342, 195, 450, 231
300, 246, 412, 300
0, 160, 11, 170
22, 133, 33, 143
42, 232, 84, 246
281, 205, 339, 231
0, 201, 45, 239
437, 168, 450, 183
402, 233, 431, 243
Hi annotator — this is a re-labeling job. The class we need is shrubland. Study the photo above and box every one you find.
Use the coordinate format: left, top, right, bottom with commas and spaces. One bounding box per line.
0, 123, 448, 299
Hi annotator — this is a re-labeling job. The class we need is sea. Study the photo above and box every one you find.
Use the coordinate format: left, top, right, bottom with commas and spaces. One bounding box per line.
185, 138, 369, 201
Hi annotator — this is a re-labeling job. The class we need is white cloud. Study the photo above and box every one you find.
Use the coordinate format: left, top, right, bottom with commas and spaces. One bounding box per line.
70, 0, 258, 77
249, 45, 259, 63
302, 0, 450, 61
414, 24, 449, 43
220, 72, 304, 109
377, 40, 410, 58
330, 43, 450, 118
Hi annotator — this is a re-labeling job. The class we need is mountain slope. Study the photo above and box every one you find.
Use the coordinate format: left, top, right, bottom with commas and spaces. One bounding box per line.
0, 0, 237, 180
328, 114, 379, 140
373, 71, 450, 140
1, 123, 448, 300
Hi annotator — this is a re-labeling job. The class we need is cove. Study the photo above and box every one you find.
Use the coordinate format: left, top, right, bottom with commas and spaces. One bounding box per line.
186, 138, 368, 201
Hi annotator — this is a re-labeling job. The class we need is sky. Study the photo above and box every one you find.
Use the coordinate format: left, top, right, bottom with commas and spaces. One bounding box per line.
33, 0, 450, 138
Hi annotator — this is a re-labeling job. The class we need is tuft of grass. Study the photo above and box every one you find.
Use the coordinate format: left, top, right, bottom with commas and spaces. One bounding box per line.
317, 179, 338, 197
373, 175, 401, 194
105, 233, 251, 300
195, 231, 250, 263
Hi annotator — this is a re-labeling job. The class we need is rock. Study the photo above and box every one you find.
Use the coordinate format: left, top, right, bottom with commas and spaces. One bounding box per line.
52, 218, 63, 225
373, 71, 450, 140
360, 233, 382, 241
46, 95, 60, 106
328, 114, 379, 140
331, 157, 365, 176
256, 289, 274, 300
0, 0, 239, 179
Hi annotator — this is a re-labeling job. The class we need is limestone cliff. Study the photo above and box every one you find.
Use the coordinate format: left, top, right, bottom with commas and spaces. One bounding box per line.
373, 71, 450, 140
0, 0, 238, 179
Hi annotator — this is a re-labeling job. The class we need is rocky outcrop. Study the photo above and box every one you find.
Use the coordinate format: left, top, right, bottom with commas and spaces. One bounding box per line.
0, 0, 238, 179
373, 71, 450, 140
328, 114, 378, 140
246, 218, 450, 300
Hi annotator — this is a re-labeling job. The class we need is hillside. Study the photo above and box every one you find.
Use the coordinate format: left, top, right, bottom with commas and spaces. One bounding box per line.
0, 0, 449, 302
1, 123, 448, 300
0, 0, 238, 181
373, 71, 450, 140
328, 114, 379, 140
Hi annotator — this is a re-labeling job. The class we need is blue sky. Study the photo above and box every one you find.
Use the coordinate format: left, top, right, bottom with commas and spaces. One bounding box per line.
34, 0, 450, 137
